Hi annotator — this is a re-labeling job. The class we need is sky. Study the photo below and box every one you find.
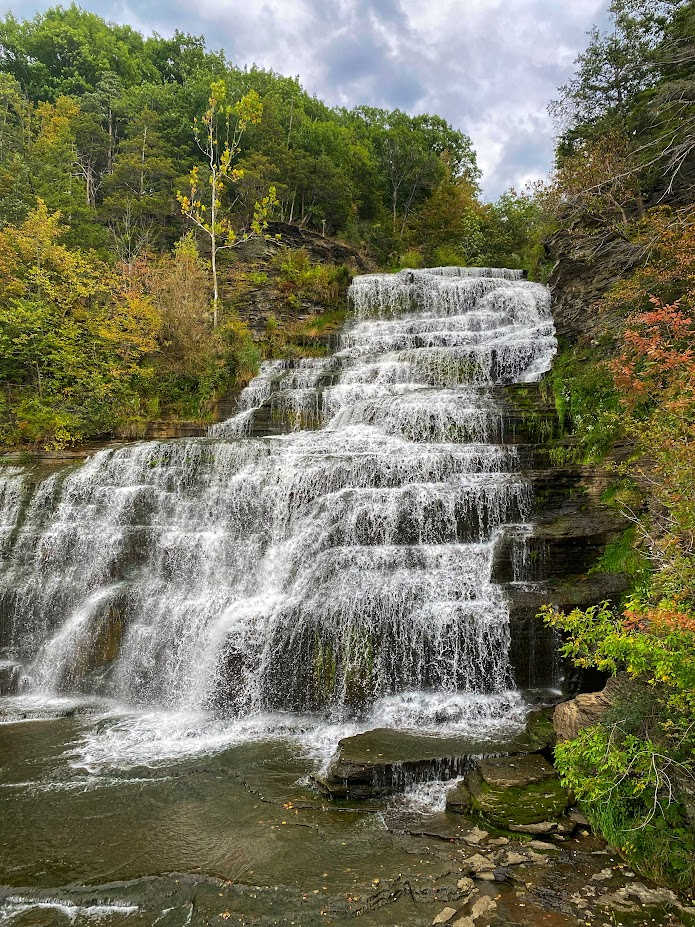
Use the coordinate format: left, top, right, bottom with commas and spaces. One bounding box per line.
3, 0, 611, 200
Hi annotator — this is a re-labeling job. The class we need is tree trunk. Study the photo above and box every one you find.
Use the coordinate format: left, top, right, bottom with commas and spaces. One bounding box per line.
211, 238, 218, 328
107, 105, 114, 175
210, 129, 219, 329
211, 173, 218, 328
140, 126, 147, 198
86, 164, 94, 206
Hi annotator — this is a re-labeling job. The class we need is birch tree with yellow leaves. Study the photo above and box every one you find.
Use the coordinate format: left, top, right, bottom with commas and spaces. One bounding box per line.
177, 81, 277, 327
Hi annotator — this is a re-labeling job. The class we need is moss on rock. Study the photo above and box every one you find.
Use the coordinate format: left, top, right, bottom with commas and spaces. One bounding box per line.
446, 753, 569, 828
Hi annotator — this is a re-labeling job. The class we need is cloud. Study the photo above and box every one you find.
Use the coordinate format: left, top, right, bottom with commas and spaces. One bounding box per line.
1, 0, 609, 198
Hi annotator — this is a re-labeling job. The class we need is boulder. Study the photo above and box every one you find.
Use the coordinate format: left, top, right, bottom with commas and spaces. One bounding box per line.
315, 719, 556, 799
459, 853, 494, 875
553, 673, 630, 741
446, 753, 569, 829
470, 896, 497, 918
508, 820, 573, 835
315, 728, 475, 799
456, 877, 475, 894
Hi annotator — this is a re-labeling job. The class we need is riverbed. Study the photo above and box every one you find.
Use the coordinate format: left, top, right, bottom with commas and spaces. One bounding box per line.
1, 698, 690, 927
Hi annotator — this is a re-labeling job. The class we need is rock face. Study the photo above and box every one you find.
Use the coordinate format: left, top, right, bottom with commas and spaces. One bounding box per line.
547, 226, 636, 342
0, 660, 21, 695
479, 381, 631, 693
553, 674, 630, 741
316, 719, 556, 800
446, 754, 569, 828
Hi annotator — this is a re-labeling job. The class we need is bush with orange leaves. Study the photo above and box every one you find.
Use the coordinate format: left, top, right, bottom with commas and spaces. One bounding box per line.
540, 207, 695, 888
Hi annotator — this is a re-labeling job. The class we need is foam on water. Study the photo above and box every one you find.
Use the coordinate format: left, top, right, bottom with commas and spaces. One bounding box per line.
391, 776, 464, 814
0, 267, 556, 768
0, 897, 139, 922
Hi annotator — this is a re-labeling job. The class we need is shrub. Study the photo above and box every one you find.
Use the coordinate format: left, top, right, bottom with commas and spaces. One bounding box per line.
542, 599, 695, 888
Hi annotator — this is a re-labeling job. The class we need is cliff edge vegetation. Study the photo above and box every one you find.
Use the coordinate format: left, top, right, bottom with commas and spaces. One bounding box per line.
537, 0, 695, 890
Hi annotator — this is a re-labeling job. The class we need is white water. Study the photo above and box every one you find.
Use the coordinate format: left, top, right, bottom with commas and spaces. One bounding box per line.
0, 267, 556, 769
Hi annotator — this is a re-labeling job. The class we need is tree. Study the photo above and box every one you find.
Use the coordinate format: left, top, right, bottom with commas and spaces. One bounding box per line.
482, 188, 553, 278
0, 200, 161, 446
550, 1, 664, 135
0, 6, 154, 100
410, 170, 484, 264
147, 232, 212, 373
101, 106, 177, 249
353, 107, 479, 239
29, 96, 107, 248
0, 72, 30, 226
177, 80, 276, 327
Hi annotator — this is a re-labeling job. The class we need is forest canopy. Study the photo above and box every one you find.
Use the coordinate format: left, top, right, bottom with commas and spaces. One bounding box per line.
0, 4, 549, 448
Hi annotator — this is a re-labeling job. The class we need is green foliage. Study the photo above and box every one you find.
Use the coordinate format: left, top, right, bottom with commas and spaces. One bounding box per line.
394, 249, 424, 270
548, 348, 622, 462
482, 189, 554, 280
590, 528, 651, 588
0, 206, 260, 446
555, 725, 695, 888
272, 249, 351, 308
543, 598, 695, 887
407, 173, 484, 265
542, 601, 695, 702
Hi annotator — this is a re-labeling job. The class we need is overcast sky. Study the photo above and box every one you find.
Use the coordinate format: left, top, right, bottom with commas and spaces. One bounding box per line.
3, 0, 610, 199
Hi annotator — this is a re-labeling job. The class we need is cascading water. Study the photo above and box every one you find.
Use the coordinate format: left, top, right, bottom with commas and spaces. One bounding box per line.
0, 267, 556, 767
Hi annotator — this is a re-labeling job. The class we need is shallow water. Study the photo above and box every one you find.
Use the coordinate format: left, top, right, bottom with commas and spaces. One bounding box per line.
0, 704, 472, 925
2, 704, 687, 926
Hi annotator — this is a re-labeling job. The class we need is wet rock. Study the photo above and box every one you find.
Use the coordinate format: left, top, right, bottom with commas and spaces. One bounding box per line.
590, 867, 613, 881
456, 877, 475, 895
460, 853, 494, 875
568, 809, 589, 827
597, 889, 641, 914
508, 818, 574, 834
463, 825, 488, 845
475, 871, 496, 882
474, 753, 557, 790
452, 918, 474, 927
503, 851, 527, 865
317, 724, 556, 799
524, 850, 550, 865
447, 781, 474, 814
521, 707, 557, 753
315, 728, 475, 798
624, 882, 679, 907
0, 660, 21, 695
527, 839, 559, 851
553, 674, 631, 741
433, 907, 457, 924
470, 895, 497, 918
487, 837, 509, 847
448, 754, 569, 829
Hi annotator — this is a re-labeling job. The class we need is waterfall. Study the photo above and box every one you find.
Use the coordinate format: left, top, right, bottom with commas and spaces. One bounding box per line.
0, 267, 556, 758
